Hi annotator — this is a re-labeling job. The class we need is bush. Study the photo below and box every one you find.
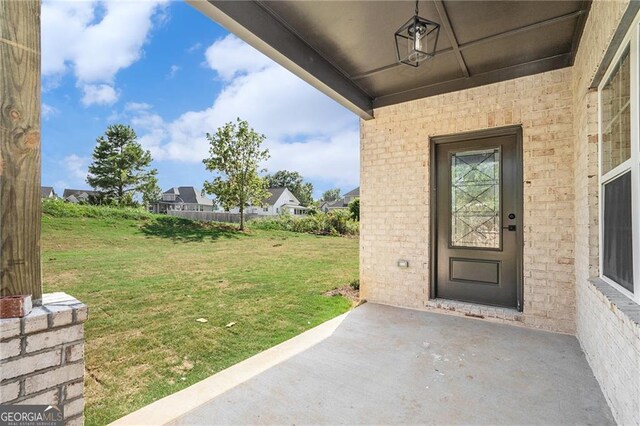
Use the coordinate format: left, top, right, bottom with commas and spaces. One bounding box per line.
348, 198, 359, 221
349, 279, 360, 290
249, 210, 358, 236
42, 198, 153, 221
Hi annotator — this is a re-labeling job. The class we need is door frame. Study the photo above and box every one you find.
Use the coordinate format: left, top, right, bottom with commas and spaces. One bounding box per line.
429, 125, 524, 312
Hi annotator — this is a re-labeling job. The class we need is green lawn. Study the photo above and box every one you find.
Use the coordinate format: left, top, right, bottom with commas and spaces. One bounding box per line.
42, 212, 358, 425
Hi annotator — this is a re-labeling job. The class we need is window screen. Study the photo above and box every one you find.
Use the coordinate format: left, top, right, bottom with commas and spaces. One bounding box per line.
603, 171, 634, 292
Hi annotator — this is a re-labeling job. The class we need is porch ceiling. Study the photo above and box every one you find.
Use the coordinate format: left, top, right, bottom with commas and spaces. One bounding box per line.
188, 0, 590, 119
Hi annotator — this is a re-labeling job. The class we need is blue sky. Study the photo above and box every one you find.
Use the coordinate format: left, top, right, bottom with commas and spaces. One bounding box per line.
41, 1, 359, 199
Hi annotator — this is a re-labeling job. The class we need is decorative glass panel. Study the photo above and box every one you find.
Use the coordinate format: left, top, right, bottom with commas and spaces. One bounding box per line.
601, 46, 631, 175
451, 148, 501, 248
603, 171, 634, 293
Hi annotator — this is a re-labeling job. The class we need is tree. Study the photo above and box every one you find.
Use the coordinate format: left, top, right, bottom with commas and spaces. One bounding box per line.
265, 170, 314, 206
140, 175, 162, 207
349, 198, 360, 221
202, 119, 270, 231
321, 188, 341, 202
87, 124, 157, 206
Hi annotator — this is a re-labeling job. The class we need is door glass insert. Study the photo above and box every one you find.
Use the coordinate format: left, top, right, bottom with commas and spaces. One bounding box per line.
450, 148, 501, 248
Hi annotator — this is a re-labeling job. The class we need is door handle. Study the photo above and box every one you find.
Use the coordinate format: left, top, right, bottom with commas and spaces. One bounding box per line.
502, 225, 516, 231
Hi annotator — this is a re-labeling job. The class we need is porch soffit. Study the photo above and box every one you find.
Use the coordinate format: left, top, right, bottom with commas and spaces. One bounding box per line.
188, 0, 591, 120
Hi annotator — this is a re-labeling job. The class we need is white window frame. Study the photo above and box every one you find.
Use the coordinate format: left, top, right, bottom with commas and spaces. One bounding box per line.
598, 13, 640, 304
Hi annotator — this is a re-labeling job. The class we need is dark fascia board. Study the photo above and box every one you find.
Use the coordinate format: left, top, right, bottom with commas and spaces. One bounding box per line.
372, 53, 572, 108
569, 0, 592, 66
590, 0, 640, 89
186, 0, 374, 120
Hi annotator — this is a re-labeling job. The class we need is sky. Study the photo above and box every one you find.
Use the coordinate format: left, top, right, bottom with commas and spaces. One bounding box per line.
41, 0, 360, 200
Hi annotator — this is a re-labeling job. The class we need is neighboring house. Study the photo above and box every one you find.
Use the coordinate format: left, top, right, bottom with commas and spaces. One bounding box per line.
228, 187, 308, 216
41, 186, 57, 199
320, 187, 359, 212
62, 189, 99, 204
149, 187, 214, 214
342, 187, 359, 205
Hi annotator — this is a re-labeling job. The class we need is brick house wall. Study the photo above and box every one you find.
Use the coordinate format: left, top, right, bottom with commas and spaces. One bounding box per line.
360, 67, 576, 333
571, 1, 640, 424
360, 1, 639, 423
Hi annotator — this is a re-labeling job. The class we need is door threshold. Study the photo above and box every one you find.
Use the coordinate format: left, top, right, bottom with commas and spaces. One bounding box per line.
427, 298, 523, 322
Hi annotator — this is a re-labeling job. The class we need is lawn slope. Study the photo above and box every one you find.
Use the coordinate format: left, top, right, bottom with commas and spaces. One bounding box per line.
42, 205, 358, 425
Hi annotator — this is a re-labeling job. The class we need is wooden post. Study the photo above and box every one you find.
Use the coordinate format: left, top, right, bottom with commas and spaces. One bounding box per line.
0, 0, 42, 304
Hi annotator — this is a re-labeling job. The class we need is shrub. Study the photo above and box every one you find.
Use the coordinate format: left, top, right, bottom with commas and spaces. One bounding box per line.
42, 198, 153, 221
348, 198, 359, 221
249, 210, 358, 236
349, 279, 360, 290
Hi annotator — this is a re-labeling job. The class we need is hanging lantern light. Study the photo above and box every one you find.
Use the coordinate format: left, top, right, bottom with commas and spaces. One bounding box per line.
395, 0, 440, 67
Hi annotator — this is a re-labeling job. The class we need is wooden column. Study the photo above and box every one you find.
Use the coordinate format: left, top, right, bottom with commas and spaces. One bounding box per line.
0, 0, 42, 304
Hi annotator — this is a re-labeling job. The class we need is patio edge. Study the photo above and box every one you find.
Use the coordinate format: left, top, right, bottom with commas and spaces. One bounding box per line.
109, 311, 351, 426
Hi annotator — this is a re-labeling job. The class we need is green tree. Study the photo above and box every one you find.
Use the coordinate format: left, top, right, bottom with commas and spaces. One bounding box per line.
87, 124, 157, 206
265, 170, 314, 206
203, 119, 270, 231
321, 188, 341, 202
140, 175, 162, 207
349, 198, 360, 221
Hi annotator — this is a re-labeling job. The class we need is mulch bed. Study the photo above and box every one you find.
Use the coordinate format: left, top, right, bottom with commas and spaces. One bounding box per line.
323, 285, 360, 304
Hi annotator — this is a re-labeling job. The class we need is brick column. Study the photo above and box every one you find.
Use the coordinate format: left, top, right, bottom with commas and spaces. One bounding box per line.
0, 293, 88, 425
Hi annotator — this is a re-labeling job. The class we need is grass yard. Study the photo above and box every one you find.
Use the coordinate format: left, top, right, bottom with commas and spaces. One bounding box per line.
41, 207, 358, 425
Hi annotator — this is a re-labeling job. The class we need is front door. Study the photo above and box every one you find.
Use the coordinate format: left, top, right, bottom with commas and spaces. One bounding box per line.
433, 128, 522, 309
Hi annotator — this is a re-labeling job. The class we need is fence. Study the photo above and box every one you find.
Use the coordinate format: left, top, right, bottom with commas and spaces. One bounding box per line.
167, 210, 259, 224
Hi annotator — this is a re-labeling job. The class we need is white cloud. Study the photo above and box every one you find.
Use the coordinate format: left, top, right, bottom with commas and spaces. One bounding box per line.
42, 103, 59, 120
204, 34, 273, 80
63, 154, 90, 183
42, 0, 167, 104
125, 102, 153, 112
265, 130, 360, 188
126, 35, 359, 189
167, 64, 181, 79
81, 84, 119, 106
187, 42, 202, 53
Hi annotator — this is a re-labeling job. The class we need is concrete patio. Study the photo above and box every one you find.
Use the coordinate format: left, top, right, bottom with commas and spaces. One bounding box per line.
114, 303, 613, 425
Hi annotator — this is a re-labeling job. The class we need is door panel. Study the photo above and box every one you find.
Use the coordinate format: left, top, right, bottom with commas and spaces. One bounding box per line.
434, 132, 521, 309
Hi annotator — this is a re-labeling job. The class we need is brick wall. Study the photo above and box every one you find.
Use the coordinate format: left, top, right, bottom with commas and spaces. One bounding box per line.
0, 293, 87, 425
360, 0, 639, 421
571, 0, 640, 424
360, 67, 576, 333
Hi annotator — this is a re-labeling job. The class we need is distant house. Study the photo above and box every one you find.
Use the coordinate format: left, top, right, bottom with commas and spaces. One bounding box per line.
343, 187, 360, 204
41, 186, 57, 199
320, 187, 359, 213
63, 189, 99, 204
228, 187, 308, 216
150, 187, 214, 214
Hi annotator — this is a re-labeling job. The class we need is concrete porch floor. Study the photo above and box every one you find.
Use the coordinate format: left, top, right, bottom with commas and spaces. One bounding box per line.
115, 303, 613, 425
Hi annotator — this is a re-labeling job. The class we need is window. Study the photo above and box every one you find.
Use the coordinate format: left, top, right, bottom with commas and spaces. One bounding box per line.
598, 15, 640, 303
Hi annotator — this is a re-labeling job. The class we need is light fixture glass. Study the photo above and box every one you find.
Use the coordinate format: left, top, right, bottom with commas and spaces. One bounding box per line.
395, 1, 440, 67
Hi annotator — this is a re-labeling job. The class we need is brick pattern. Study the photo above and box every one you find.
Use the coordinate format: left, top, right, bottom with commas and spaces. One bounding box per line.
0, 293, 87, 425
360, 67, 576, 333
571, 1, 640, 425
